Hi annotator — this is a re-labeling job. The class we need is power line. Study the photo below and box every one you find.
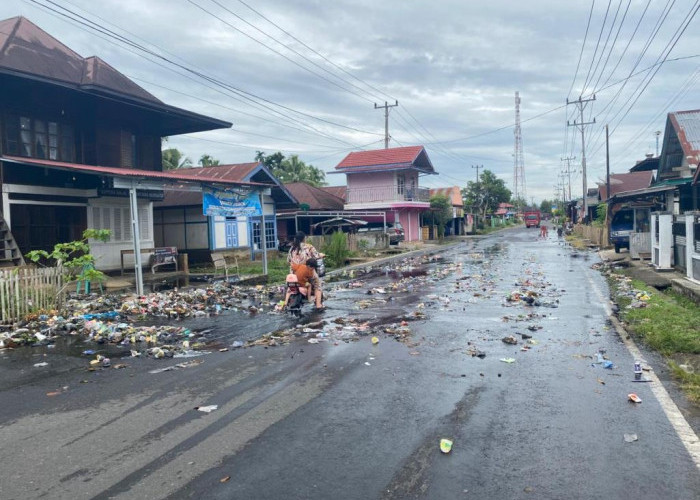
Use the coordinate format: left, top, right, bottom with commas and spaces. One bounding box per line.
569, 0, 597, 99
581, 0, 612, 95
26, 0, 382, 143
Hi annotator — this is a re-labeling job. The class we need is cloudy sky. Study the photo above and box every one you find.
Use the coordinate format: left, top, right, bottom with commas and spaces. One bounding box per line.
2, 0, 699, 203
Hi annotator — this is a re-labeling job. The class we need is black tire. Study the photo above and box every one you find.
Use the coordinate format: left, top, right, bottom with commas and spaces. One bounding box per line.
614, 243, 620, 253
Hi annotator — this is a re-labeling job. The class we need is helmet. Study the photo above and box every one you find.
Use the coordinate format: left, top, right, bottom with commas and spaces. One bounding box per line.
286, 273, 299, 283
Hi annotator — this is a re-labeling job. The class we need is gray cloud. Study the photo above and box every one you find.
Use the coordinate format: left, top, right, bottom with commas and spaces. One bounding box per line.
2, 0, 698, 202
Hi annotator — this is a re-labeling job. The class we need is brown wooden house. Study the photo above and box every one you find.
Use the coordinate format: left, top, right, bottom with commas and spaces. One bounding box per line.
0, 16, 231, 269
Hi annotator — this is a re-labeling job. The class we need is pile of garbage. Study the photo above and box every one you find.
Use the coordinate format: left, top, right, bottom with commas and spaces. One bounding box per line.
0, 282, 284, 351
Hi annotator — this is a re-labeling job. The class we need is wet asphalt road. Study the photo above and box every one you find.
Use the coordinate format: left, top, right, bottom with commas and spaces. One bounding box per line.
1, 226, 698, 499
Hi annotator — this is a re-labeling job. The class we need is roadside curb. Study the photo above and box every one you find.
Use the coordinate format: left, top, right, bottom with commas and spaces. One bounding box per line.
607, 312, 700, 471
596, 250, 700, 470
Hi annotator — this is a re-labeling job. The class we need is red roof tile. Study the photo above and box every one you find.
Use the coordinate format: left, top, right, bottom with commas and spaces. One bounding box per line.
335, 146, 434, 174
429, 186, 463, 206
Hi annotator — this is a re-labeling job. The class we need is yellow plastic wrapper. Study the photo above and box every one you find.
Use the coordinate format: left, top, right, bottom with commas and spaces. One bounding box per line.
440, 438, 453, 454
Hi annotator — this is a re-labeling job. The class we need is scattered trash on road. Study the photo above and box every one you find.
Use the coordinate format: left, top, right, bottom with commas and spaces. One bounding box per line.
628, 393, 642, 403
195, 405, 218, 413
624, 433, 638, 442
500, 358, 516, 363
440, 438, 453, 453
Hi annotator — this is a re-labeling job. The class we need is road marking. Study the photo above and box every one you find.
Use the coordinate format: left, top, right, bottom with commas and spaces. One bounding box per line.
587, 269, 700, 471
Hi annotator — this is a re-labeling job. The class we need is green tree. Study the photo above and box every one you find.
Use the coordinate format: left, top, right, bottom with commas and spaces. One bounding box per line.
162, 148, 192, 170
539, 199, 553, 214
256, 151, 326, 187
426, 194, 452, 238
461, 169, 511, 219
26, 229, 112, 296
198, 154, 220, 167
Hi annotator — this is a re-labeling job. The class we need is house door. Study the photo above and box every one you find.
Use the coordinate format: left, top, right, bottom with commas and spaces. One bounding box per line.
225, 218, 238, 248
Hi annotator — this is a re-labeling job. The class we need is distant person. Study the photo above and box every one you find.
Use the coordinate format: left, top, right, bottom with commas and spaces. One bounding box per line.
539, 225, 548, 239
557, 226, 563, 238
287, 231, 321, 273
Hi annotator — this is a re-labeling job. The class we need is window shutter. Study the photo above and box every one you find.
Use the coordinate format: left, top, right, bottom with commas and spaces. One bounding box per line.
91, 207, 101, 230
123, 208, 132, 241
138, 205, 149, 240
113, 209, 122, 240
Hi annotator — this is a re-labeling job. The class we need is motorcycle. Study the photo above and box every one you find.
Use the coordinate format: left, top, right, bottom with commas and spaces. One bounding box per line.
284, 273, 309, 317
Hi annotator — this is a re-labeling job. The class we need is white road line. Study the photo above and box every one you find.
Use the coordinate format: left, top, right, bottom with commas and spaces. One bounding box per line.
587, 268, 700, 471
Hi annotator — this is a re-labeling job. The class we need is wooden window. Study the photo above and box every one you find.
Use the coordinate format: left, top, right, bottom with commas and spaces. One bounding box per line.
3, 115, 75, 161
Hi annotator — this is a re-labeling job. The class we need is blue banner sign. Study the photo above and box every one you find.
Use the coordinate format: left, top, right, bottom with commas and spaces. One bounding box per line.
203, 189, 261, 217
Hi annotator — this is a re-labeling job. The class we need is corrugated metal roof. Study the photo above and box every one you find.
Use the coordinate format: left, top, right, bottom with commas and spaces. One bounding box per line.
598, 171, 654, 201
0, 156, 265, 187
0, 16, 231, 135
284, 182, 345, 210
320, 186, 346, 201
672, 109, 700, 155
0, 17, 160, 104
175, 163, 259, 182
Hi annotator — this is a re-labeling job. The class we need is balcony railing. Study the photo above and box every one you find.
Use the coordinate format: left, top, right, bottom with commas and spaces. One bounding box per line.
346, 185, 430, 204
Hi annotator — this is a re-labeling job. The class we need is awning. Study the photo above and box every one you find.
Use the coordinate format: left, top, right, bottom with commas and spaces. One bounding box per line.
608, 183, 677, 203
311, 217, 368, 235
0, 155, 267, 190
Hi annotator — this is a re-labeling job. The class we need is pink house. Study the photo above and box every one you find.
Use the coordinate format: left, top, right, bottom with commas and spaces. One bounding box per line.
335, 146, 437, 241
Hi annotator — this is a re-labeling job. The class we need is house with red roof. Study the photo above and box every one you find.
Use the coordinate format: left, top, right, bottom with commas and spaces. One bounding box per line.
0, 16, 244, 271
429, 186, 470, 235
153, 163, 296, 263
334, 146, 437, 241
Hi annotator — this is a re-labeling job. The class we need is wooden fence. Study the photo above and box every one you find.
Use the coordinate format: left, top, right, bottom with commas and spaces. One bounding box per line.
0, 267, 64, 323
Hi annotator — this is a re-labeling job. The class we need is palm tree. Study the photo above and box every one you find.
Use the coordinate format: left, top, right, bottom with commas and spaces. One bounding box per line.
199, 154, 220, 167
162, 148, 192, 170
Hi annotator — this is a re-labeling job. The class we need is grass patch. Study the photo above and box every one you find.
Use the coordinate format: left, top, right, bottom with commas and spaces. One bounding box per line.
669, 361, 700, 404
616, 278, 700, 355
607, 271, 700, 403
565, 233, 588, 250
236, 256, 290, 283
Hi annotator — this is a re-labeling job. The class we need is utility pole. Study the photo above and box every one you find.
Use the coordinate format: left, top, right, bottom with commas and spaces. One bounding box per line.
655, 130, 661, 156
374, 100, 398, 149
561, 155, 575, 203
605, 125, 611, 205
472, 164, 481, 226
567, 95, 596, 223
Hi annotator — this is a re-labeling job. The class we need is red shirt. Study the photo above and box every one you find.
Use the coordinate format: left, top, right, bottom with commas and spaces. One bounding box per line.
294, 265, 315, 287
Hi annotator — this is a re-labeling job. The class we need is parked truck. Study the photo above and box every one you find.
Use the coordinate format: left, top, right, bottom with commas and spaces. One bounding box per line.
523, 211, 541, 228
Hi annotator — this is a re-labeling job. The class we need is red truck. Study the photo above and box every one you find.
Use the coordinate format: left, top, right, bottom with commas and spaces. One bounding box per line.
524, 211, 541, 228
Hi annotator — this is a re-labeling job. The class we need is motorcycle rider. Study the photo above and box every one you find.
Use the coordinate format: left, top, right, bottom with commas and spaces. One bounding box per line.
283, 258, 324, 310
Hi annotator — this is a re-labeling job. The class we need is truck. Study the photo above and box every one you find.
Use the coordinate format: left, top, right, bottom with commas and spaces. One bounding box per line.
609, 208, 634, 253
523, 211, 541, 228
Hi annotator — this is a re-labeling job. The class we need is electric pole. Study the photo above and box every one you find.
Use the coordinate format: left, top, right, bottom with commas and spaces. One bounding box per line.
567, 95, 596, 222
655, 130, 661, 156
472, 164, 482, 225
561, 155, 575, 203
374, 100, 399, 149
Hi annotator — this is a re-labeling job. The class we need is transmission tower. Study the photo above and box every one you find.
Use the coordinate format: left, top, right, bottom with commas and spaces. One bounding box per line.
513, 91, 527, 211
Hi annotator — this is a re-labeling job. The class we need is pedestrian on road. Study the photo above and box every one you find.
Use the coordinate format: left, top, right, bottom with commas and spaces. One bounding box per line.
540, 225, 548, 239
287, 231, 322, 273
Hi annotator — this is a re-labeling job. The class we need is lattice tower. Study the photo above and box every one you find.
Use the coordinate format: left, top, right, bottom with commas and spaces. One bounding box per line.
513, 91, 527, 210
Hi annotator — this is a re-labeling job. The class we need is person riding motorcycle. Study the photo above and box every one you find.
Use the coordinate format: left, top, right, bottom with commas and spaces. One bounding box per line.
283, 257, 324, 311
